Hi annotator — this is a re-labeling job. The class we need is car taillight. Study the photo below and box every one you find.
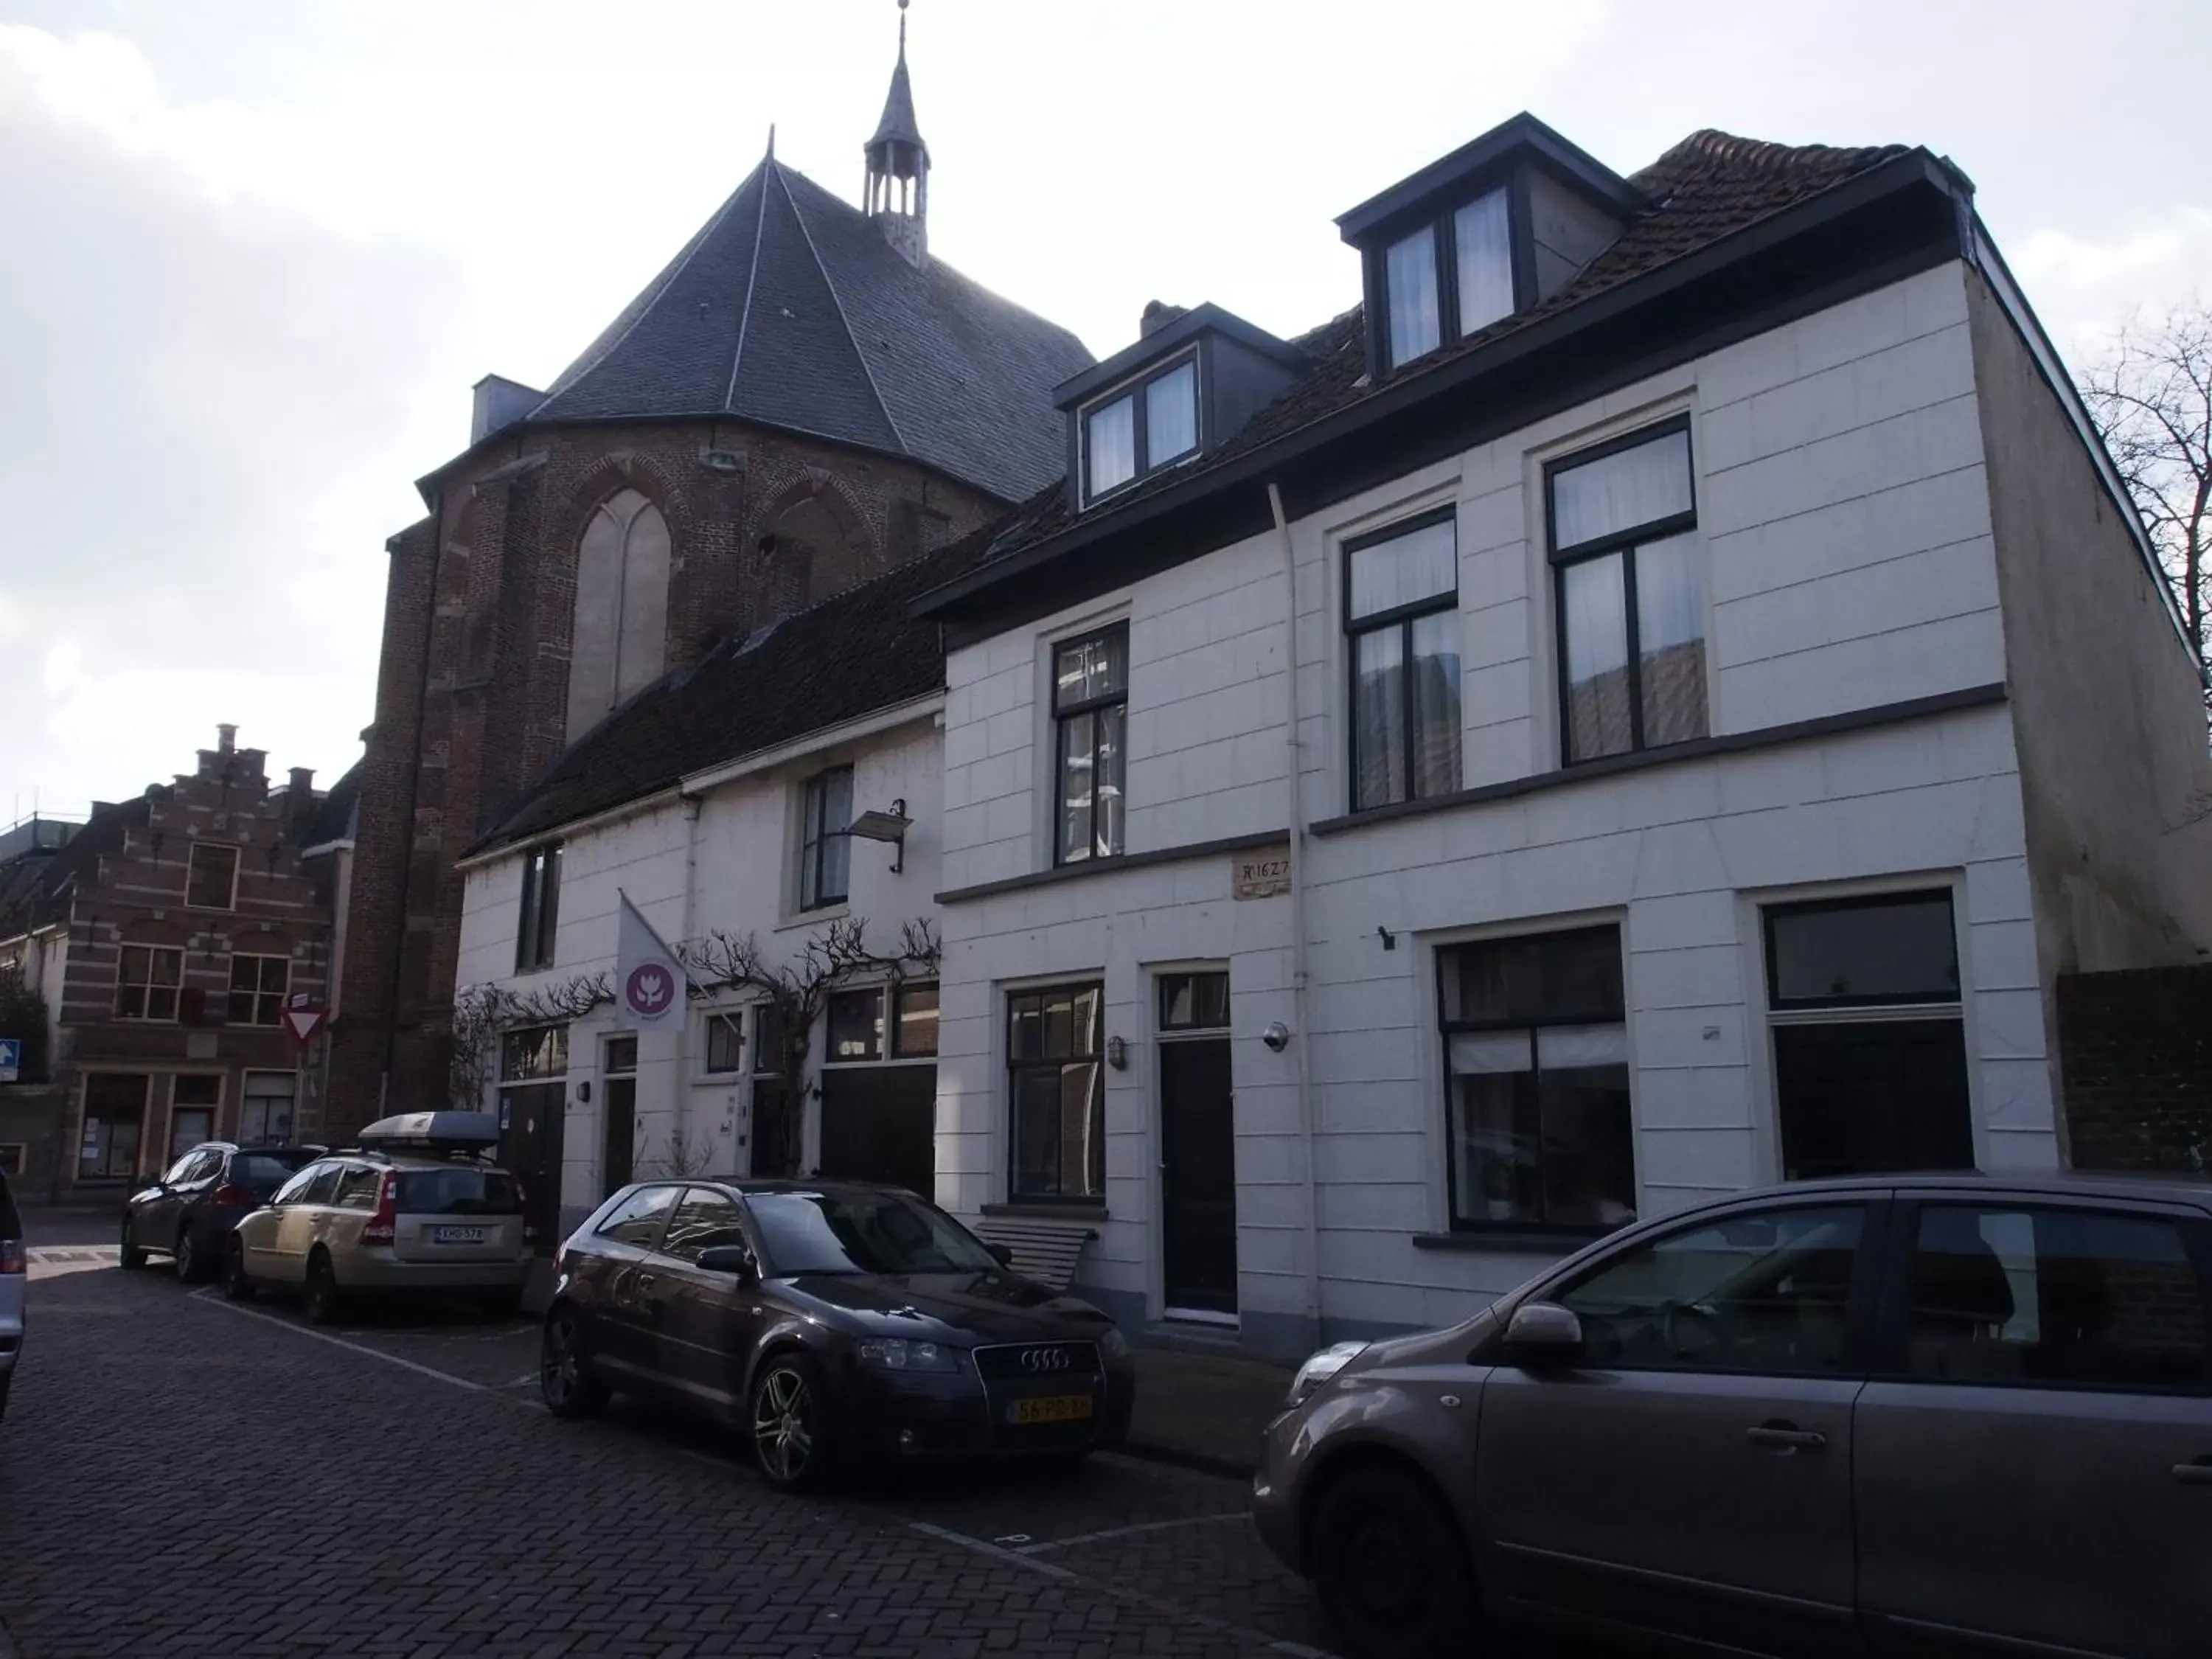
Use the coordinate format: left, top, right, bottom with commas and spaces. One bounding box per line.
0, 1239, 24, 1275
360, 1171, 397, 1246
211, 1182, 254, 1207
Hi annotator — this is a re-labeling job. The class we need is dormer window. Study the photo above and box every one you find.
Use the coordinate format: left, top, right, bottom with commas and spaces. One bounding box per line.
1082, 355, 1200, 505
1382, 187, 1514, 370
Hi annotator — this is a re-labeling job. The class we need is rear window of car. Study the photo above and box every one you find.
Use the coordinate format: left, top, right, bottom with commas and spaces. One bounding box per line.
232, 1152, 312, 1190
396, 1169, 521, 1216
0, 1169, 19, 1239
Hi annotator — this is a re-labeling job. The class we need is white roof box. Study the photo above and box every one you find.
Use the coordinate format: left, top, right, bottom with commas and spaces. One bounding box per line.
355, 1110, 501, 1150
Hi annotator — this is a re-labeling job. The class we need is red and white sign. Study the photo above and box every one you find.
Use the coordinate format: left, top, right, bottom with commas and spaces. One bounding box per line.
281, 995, 327, 1047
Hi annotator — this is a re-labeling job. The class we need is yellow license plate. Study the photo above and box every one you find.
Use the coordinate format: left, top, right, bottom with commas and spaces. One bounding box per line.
1009, 1394, 1094, 1425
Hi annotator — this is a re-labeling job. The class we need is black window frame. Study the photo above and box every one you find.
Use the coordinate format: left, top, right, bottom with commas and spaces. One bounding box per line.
1052, 624, 1130, 865
1079, 349, 1203, 507
1158, 971, 1230, 1032
825, 986, 886, 1063
1006, 981, 1107, 1205
1344, 507, 1460, 813
799, 765, 853, 912
700, 1011, 745, 1077
1762, 889, 1963, 1012
593, 1182, 684, 1249
1545, 415, 1702, 765
515, 842, 562, 973
1378, 183, 1526, 373
184, 840, 240, 911
1436, 922, 1635, 1237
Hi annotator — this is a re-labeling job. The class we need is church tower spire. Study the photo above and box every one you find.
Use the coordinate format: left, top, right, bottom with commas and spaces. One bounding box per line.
863, 0, 930, 267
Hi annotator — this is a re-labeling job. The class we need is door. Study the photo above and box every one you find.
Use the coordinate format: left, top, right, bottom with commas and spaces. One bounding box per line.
1159, 1032, 1237, 1315
601, 1044, 636, 1200
818, 1066, 936, 1196
639, 1186, 762, 1412
499, 1080, 566, 1257
1477, 1201, 1874, 1655
267, 1160, 343, 1284
1855, 1200, 2212, 1659
80, 1073, 149, 1183
582, 1183, 685, 1375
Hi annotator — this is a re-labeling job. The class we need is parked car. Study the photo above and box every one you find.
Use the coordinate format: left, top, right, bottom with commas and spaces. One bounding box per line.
224, 1111, 531, 1324
0, 1164, 22, 1423
119, 1143, 316, 1281
540, 1178, 1134, 1489
1254, 1171, 2212, 1659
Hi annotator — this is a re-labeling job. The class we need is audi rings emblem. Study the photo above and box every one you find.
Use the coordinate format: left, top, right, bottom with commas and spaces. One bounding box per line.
1020, 1346, 1074, 1373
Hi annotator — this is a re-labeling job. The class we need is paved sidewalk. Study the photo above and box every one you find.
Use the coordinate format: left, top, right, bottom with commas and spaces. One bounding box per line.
1125, 1347, 1295, 1475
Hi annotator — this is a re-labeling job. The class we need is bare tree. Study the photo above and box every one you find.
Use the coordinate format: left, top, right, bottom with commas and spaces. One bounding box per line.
2079, 302, 2212, 685
639, 1121, 718, 1178
449, 973, 613, 1110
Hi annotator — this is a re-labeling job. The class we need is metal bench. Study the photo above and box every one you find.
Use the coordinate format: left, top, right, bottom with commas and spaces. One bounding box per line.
973, 1216, 1097, 1292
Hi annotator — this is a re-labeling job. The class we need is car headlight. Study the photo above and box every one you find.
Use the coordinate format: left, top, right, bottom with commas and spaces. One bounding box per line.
1286, 1340, 1368, 1408
1097, 1326, 1129, 1361
855, 1337, 961, 1373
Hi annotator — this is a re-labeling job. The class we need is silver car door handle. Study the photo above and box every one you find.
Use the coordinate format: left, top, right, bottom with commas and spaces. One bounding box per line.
1746, 1421, 1827, 1452
2174, 1460, 2212, 1486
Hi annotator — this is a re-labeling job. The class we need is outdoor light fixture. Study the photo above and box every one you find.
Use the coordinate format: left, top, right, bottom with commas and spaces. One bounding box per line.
846, 798, 912, 874
1106, 1035, 1128, 1071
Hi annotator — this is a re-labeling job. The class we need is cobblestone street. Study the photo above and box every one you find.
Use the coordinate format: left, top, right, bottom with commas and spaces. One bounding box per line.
0, 1237, 1340, 1659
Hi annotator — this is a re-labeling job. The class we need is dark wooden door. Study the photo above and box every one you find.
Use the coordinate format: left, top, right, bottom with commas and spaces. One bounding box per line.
818, 1066, 936, 1197
1160, 1037, 1237, 1313
602, 1077, 636, 1197
499, 1081, 566, 1257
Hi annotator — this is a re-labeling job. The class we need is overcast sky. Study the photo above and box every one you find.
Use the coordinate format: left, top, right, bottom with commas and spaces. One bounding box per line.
2, 0, 2207, 821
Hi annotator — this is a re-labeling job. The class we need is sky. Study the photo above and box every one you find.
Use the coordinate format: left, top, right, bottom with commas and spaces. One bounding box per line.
2, 0, 2208, 823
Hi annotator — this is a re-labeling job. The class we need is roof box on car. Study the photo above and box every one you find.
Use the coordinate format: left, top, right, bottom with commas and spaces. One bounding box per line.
355, 1110, 501, 1152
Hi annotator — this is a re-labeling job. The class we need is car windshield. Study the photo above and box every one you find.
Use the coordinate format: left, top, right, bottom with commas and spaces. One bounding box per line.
396, 1169, 521, 1216
746, 1189, 1001, 1277
233, 1152, 313, 1190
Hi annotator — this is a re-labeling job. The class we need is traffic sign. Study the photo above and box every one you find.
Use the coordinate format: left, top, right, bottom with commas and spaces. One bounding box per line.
0, 1037, 18, 1083
280, 998, 327, 1048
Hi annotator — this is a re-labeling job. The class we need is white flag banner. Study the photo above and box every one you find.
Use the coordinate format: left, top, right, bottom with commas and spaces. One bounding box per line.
614, 890, 686, 1031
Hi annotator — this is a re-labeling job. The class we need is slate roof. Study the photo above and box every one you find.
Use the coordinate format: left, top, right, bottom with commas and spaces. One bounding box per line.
869, 50, 925, 153
526, 157, 1090, 504
299, 760, 361, 849
950, 129, 1913, 577
468, 515, 1032, 856
0, 796, 150, 939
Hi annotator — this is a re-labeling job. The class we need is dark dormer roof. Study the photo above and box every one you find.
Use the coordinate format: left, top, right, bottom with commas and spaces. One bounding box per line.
1051, 303, 1307, 411
1336, 110, 1644, 243
526, 157, 1089, 503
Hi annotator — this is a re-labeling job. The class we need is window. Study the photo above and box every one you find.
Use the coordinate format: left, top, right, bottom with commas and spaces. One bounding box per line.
515, 843, 561, 972
1082, 355, 1200, 504
1557, 1205, 1867, 1374
799, 766, 853, 910
1764, 891, 1973, 1181
116, 946, 184, 1021
298, 1163, 345, 1207
1159, 971, 1230, 1032
185, 841, 239, 910
702, 1012, 745, 1076
1007, 982, 1106, 1203
1549, 422, 1705, 762
334, 1165, 383, 1211
240, 1072, 295, 1144
227, 954, 290, 1026
499, 1025, 568, 1083
1346, 512, 1460, 812
80, 1073, 149, 1180
1382, 186, 1515, 370
566, 487, 672, 741
596, 1183, 681, 1248
169, 1075, 219, 1162
1053, 627, 1127, 863
1439, 925, 1634, 1231
894, 982, 939, 1058
1902, 1206, 2210, 1391
827, 987, 884, 1062
658, 1186, 750, 1263
273, 1162, 333, 1206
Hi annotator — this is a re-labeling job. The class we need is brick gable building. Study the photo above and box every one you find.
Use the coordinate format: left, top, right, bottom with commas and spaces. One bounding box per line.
326, 26, 1091, 1130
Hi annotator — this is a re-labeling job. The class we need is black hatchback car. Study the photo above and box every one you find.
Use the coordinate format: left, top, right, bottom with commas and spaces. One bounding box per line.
121, 1143, 316, 1281
540, 1179, 1135, 1489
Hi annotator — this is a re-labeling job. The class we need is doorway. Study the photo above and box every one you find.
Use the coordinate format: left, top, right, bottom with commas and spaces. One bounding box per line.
79, 1073, 150, 1182
496, 1026, 568, 1258
1158, 972, 1237, 1318
602, 1035, 636, 1197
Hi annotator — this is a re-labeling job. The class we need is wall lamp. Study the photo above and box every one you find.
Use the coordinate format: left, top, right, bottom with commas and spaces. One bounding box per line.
847, 797, 911, 875
1106, 1035, 1128, 1071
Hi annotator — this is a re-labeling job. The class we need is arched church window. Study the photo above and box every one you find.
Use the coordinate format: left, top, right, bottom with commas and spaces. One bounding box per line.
566, 488, 670, 741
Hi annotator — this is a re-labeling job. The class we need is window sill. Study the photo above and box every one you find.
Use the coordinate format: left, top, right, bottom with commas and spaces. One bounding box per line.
776, 902, 849, 933
692, 1073, 743, 1088
982, 1201, 1110, 1225
1413, 1228, 1609, 1255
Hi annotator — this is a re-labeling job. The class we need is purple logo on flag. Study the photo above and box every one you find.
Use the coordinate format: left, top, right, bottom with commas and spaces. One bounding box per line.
625, 961, 676, 1018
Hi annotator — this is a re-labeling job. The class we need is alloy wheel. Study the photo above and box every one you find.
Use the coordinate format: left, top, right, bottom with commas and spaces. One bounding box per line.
542, 1314, 580, 1406
175, 1227, 198, 1282
752, 1366, 815, 1486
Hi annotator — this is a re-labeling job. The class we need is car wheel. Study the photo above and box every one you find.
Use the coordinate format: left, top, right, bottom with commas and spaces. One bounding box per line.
223, 1237, 257, 1303
750, 1353, 835, 1492
1310, 1464, 1478, 1659
303, 1250, 343, 1326
539, 1305, 609, 1419
119, 1217, 146, 1271
174, 1224, 204, 1284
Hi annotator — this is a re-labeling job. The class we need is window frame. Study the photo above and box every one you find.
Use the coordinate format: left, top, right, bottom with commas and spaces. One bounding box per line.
1379, 184, 1524, 373
798, 765, 854, 912
1079, 349, 1203, 507
1343, 507, 1461, 815
226, 953, 291, 1026
1006, 980, 1107, 1206
1051, 623, 1130, 866
1762, 889, 1964, 1014
515, 843, 562, 973
115, 945, 186, 1023
700, 1011, 745, 1077
892, 981, 939, 1060
1545, 415, 1703, 765
184, 841, 240, 911
825, 985, 886, 1064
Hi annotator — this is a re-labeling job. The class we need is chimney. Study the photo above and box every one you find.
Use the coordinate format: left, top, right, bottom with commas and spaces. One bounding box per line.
1141, 300, 1189, 338
217, 723, 237, 754
285, 767, 317, 834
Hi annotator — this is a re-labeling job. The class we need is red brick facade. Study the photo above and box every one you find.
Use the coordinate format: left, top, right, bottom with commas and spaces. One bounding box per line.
327, 417, 1005, 1133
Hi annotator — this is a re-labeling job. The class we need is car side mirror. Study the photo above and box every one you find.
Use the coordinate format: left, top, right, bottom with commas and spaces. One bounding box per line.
697, 1245, 759, 1281
986, 1243, 1015, 1267
1503, 1301, 1585, 1371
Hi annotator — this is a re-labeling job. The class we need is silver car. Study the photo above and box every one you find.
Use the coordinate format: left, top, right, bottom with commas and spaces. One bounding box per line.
1254, 1172, 2212, 1659
226, 1112, 532, 1324
0, 1166, 22, 1422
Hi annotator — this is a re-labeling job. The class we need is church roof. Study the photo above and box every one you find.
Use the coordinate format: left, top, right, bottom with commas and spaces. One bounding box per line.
868, 52, 925, 154
527, 157, 1089, 503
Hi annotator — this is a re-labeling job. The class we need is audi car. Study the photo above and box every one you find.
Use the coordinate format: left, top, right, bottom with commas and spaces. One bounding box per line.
539, 1179, 1135, 1489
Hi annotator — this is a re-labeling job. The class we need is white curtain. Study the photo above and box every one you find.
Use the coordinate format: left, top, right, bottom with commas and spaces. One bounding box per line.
1348, 517, 1455, 621
1087, 395, 1136, 495
1554, 429, 1692, 551
1146, 361, 1198, 462
1455, 189, 1513, 336
1386, 227, 1441, 365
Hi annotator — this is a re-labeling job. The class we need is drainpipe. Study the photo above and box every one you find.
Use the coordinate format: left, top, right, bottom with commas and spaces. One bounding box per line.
678, 792, 704, 1165
1267, 481, 1324, 1346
